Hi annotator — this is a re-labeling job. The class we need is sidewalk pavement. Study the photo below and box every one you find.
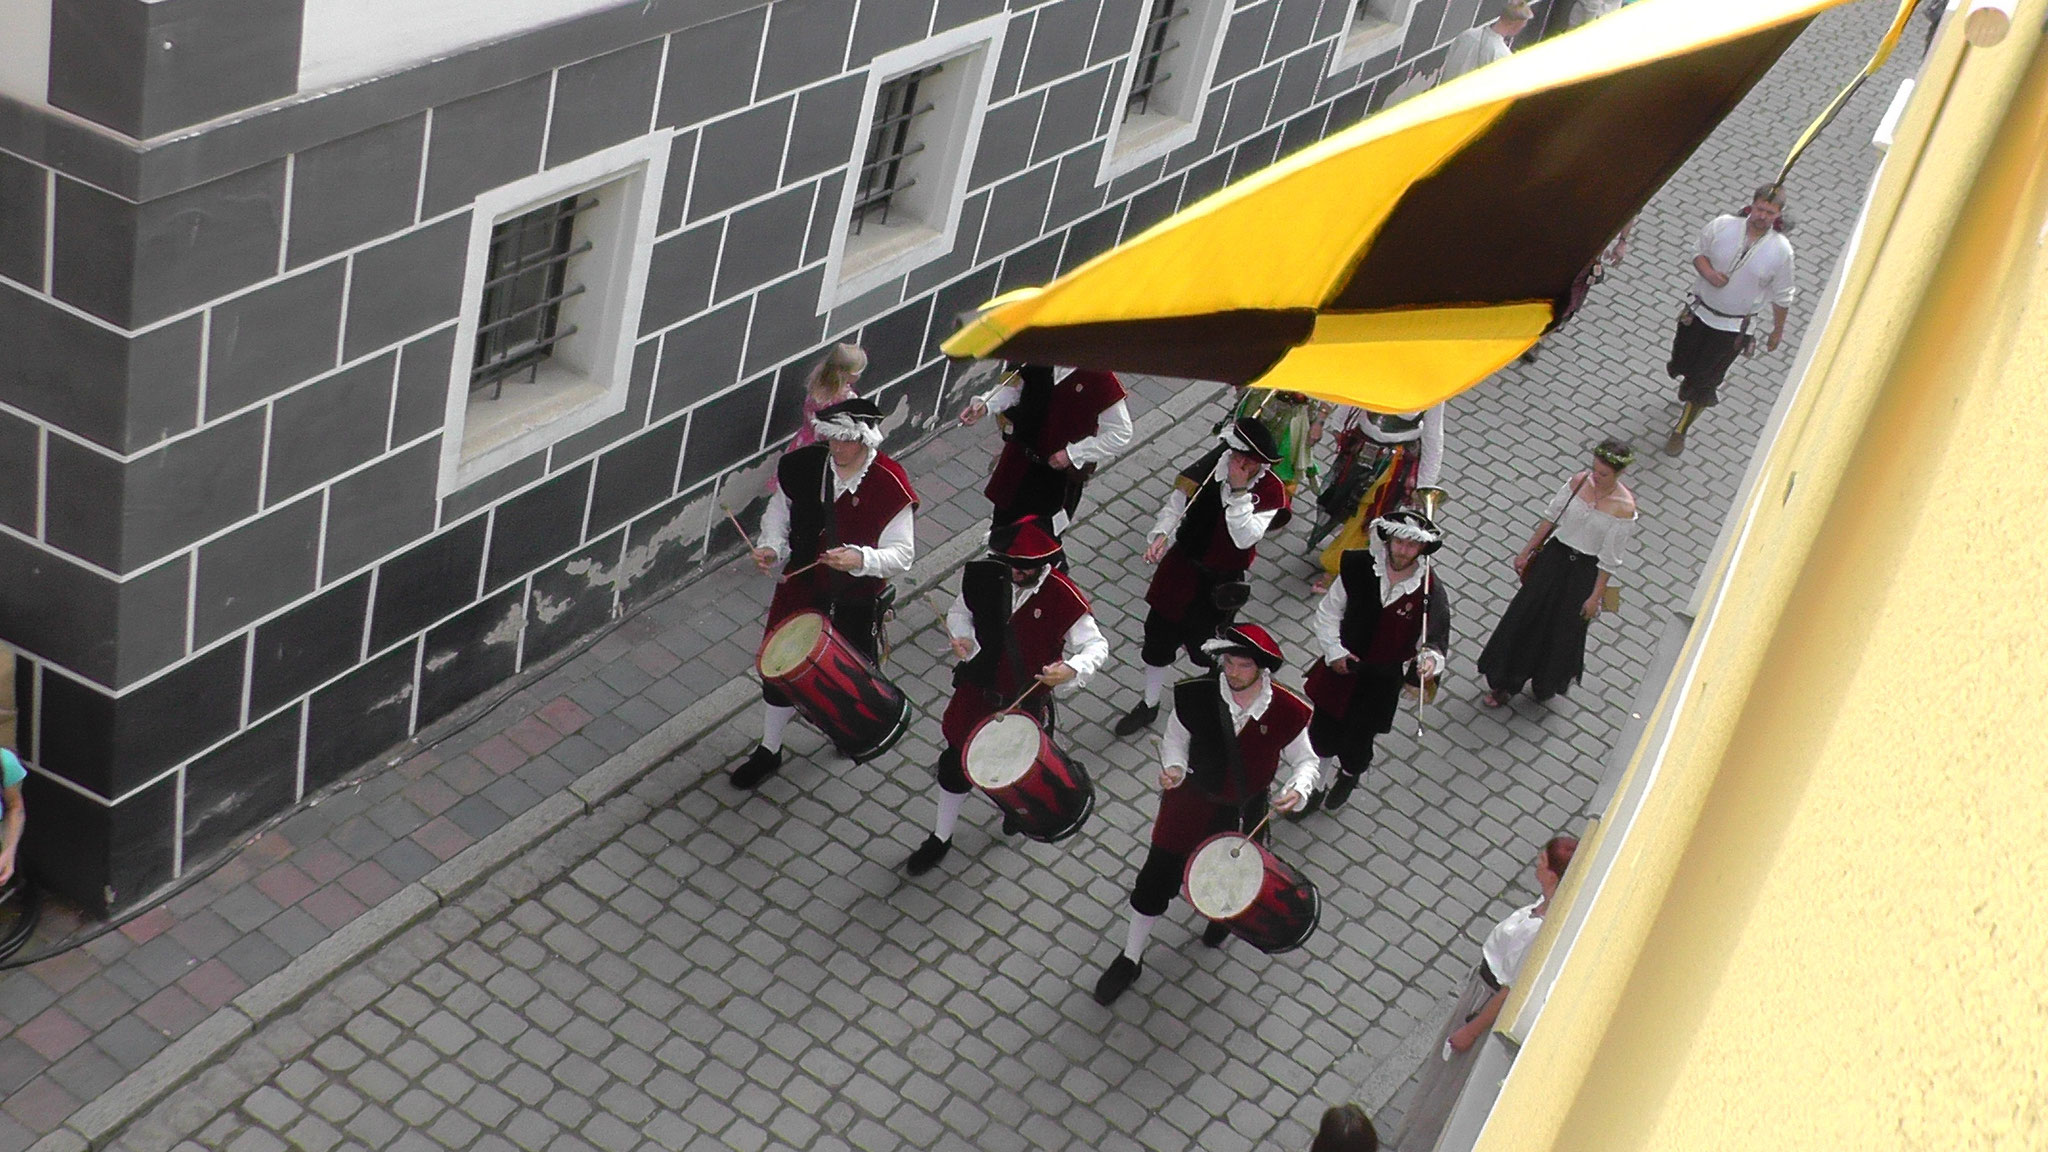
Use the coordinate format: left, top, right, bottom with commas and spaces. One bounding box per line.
0, 4, 1908, 1149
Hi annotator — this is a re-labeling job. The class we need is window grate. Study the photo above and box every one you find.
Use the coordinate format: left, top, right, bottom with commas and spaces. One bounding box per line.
1126, 0, 1187, 119
470, 194, 598, 399
851, 64, 943, 235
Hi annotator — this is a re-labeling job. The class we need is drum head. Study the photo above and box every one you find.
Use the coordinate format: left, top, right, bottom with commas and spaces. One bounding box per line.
1185, 835, 1263, 921
759, 612, 827, 678
964, 713, 1042, 790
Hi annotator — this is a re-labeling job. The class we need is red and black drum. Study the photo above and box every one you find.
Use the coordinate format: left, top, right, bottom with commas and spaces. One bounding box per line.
962, 711, 1095, 844
1183, 832, 1321, 954
758, 611, 909, 762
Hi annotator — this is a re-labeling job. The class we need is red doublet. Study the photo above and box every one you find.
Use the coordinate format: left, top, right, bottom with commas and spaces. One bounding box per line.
940, 569, 1091, 748
1145, 467, 1291, 620
983, 369, 1126, 509
765, 448, 918, 633
1305, 549, 1428, 715
1150, 678, 1312, 855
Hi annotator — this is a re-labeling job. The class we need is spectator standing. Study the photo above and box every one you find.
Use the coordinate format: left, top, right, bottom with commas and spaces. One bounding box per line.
0, 748, 22, 886
1476, 439, 1637, 707
1391, 835, 1578, 1151
1664, 186, 1797, 456
1308, 1103, 1380, 1152
1437, 0, 1534, 85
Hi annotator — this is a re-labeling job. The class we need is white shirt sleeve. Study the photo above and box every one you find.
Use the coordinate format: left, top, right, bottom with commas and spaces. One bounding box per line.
1766, 241, 1797, 309
1062, 399, 1133, 468
1056, 613, 1110, 695
1274, 726, 1320, 800
1314, 579, 1350, 663
946, 589, 977, 657
1415, 405, 1445, 488
850, 504, 915, 578
1161, 712, 1192, 779
758, 488, 792, 558
1596, 515, 1638, 574
982, 381, 1022, 414
1221, 484, 1279, 550
1150, 487, 1190, 540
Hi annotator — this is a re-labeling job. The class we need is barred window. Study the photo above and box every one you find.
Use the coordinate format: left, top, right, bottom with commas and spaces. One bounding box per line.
1126, 0, 1186, 119
1354, 0, 1398, 25
470, 195, 597, 399
851, 65, 943, 236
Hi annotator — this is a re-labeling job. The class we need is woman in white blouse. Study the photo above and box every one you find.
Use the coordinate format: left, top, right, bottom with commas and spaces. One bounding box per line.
1391, 834, 1579, 1152
1477, 439, 1638, 707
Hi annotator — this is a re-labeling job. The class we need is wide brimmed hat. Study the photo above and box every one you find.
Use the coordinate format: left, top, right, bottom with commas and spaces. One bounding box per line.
1221, 417, 1281, 463
1201, 623, 1285, 672
988, 516, 1063, 568
1371, 508, 1444, 555
812, 397, 885, 447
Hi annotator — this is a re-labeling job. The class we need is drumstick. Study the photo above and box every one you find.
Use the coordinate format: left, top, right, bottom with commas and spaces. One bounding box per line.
1233, 809, 1279, 854
724, 509, 758, 554
923, 592, 952, 622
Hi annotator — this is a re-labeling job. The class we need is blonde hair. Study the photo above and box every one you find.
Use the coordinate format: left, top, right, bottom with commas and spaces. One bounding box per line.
807, 343, 867, 403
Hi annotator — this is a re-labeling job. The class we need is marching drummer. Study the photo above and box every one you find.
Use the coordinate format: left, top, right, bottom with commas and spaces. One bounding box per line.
1294, 510, 1451, 818
1112, 418, 1291, 738
1093, 624, 1316, 1007
905, 516, 1109, 878
958, 362, 1132, 534
734, 398, 918, 789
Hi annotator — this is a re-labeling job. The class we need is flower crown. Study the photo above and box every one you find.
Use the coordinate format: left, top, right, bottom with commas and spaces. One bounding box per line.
1593, 442, 1635, 470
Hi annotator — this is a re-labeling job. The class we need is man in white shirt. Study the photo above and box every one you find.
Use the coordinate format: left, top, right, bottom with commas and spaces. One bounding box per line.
1437, 0, 1534, 86
959, 363, 1134, 534
1664, 185, 1798, 456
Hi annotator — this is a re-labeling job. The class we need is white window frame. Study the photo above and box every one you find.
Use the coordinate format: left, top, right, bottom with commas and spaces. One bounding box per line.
1328, 0, 1421, 76
1097, 0, 1234, 183
819, 13, 1009, 312
438, 132, 673, 495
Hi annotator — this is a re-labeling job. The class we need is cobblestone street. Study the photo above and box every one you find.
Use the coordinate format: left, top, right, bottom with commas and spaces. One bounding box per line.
4, 4, 1914, 1150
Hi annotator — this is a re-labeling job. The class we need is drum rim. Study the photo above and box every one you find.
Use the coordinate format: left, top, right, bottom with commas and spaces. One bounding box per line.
1183, 833, 1268, 920
962, 711, 1047, 790
758, 610, 830, 678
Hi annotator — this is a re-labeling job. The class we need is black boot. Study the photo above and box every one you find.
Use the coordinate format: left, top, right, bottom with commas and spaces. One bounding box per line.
1201, 921, 1231, 948
904, 834, 952, 877
1093, 955, 1141, 1006
1113, 701, 1159, 737
1324, 770, 1361, 811
731, 746, 783, 790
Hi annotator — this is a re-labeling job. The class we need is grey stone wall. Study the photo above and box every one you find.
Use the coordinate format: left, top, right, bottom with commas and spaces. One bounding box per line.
0, 0, 1516, 912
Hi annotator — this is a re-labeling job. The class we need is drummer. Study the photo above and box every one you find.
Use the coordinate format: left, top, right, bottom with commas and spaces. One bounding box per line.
905, 516, 1109, 877
1092, 623, 1316, 1007
1112, 418, 1291, 738
958, 362, 1132, 534
734, 398, 918, 789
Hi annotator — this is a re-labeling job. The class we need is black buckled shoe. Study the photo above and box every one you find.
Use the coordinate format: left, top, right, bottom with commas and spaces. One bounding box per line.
904, 834, 952, 877
1112, 701, 1159, 737
1201, 921, 1231, 948
1324, 771, 1360, 811
730, 746, 783, 790
1093, 956, 1141, 1006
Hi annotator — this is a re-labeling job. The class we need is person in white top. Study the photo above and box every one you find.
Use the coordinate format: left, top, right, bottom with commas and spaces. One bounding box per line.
1091, 624, 1317, 1006
1665, 185, 1798, 455
1477, 439, 1637, 707
1436, 0, 1533, 86
1391, 834, 1579, 1152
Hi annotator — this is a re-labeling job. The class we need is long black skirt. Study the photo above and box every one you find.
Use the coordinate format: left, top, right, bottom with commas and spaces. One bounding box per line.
1477, 540, 1599, 700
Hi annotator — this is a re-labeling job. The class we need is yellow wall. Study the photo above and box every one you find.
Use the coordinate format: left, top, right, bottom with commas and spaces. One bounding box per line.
1480, 9, 2048, 1150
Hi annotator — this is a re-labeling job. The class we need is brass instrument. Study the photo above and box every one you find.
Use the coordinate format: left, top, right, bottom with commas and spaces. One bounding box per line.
1411, 485, 1448, 522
